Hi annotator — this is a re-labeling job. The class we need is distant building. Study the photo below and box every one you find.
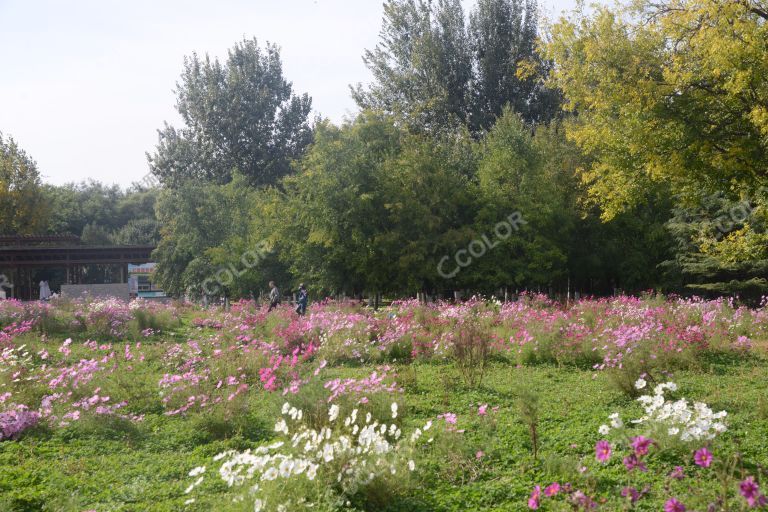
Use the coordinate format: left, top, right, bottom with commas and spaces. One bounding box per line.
0, 235, 156, 301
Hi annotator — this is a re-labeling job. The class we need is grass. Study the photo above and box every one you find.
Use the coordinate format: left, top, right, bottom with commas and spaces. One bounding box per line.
2, 321, 767, 511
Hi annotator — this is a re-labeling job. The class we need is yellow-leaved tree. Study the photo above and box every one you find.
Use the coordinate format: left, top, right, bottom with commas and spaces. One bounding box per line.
0, 132, 48, 235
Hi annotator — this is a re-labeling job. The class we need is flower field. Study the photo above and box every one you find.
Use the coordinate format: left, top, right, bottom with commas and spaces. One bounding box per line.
1, 295, 768, 511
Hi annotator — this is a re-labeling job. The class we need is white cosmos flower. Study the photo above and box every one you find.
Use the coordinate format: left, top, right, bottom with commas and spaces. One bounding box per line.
391, 402, 398, 419
634, 378, 647, 390
278, 458, 294, 478
261, 467, 278, 481
328, 404, 340, 422
188, 466, 205, 477
408, 460, 416, 471
322, 443, 334, 462
598, 424, 610, 435
274, 419, 289, 434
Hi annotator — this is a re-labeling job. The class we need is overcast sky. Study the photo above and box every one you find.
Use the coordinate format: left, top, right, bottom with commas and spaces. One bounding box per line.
0, 0, 582, 187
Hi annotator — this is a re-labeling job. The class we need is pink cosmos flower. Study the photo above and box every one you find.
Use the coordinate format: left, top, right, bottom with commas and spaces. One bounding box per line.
669, 466, 685, 480
741, 477, 760, 500
528, 485, 541, 510
544, 483, 560, 497
478, 404, 488, 416
630, 435, 653, 456
664, 498, 686, 512
623, 454, 647, 472
439, 412, 457, 424
694, 447, 713, 468
595, 440, 611, 463
621, 487, 641, 503
739, 476, 767, 507
475, 451, 484, 459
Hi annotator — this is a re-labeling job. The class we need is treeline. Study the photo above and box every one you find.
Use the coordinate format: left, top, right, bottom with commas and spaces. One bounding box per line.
3, 0, 767, 300
0, 139, 159, 246
150, 0, 678, 300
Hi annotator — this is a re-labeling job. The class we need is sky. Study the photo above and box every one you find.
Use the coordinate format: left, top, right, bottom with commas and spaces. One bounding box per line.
0, 0, 582, 187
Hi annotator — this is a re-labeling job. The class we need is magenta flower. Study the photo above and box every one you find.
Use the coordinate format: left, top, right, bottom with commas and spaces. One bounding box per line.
669, 466, 685, 480
528, 485, 541, 509
665, 498, 686, 512
694, 447, 713, 468
739, 476, 767, 507
544, 482, 560, 497
630, 435, 653, 456
477, 404, 488, 416
595, 440, 611, 463
621, 486, 643, 503
623, 454, 647, 472
571, 491, 597, 509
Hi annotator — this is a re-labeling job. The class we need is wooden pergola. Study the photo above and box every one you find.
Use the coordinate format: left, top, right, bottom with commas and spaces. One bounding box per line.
0, 236, 154, 300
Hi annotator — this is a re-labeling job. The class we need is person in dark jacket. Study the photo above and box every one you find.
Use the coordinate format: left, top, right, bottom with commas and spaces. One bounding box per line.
267, 281, 280, 312
295, 283, 308, 316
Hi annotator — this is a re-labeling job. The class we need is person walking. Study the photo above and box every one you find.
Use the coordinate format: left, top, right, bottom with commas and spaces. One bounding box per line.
295, 283, 308, 316
39, 279, 51, 301
267, 281, 280, 312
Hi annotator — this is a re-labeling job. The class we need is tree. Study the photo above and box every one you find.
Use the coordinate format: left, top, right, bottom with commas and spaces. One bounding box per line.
113, 218, 160, 246
42, 181, 159, 243
148, 38, 313, 188
0, 132, 47, 235
262, 114, 403, 296
469, 0, 559, 129
80, 222, 114, 246
353, 0, 473, 133
546, 0, 768, 220
662, 189, 768, 300
152, 174, 256, 297
258, 112, 478, 298
354, 0, 559, 134
469, 111, 569, 290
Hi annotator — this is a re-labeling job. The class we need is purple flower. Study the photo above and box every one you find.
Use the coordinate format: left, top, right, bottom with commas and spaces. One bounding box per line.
623, 454, 647, 472
621, 487, 641, 503
694, 447, 713, 468
669, 466, 685, 480
571, 491, 597, 509
740, 476, 759, 500
595, 440, 611, 463
528, 485, 541, 509
544, 482, 560, 497
630, 435, 653, 456
665, 498, 686, 512
739, 477, 767, 508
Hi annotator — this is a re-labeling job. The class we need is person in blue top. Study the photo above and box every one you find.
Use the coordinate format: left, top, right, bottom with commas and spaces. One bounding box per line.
295, 283, 308, 316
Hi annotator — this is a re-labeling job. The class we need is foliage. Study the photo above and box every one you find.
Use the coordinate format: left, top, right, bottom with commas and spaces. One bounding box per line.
546, 0, 768, 221
41, 181, 159, 243
148, 38, 314, 188
353, 0, 559, 134
0, 133, 47, 235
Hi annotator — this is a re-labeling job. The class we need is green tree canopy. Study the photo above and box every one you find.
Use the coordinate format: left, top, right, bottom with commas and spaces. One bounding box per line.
148, 38, 314, 188
353, 0, 558, 134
